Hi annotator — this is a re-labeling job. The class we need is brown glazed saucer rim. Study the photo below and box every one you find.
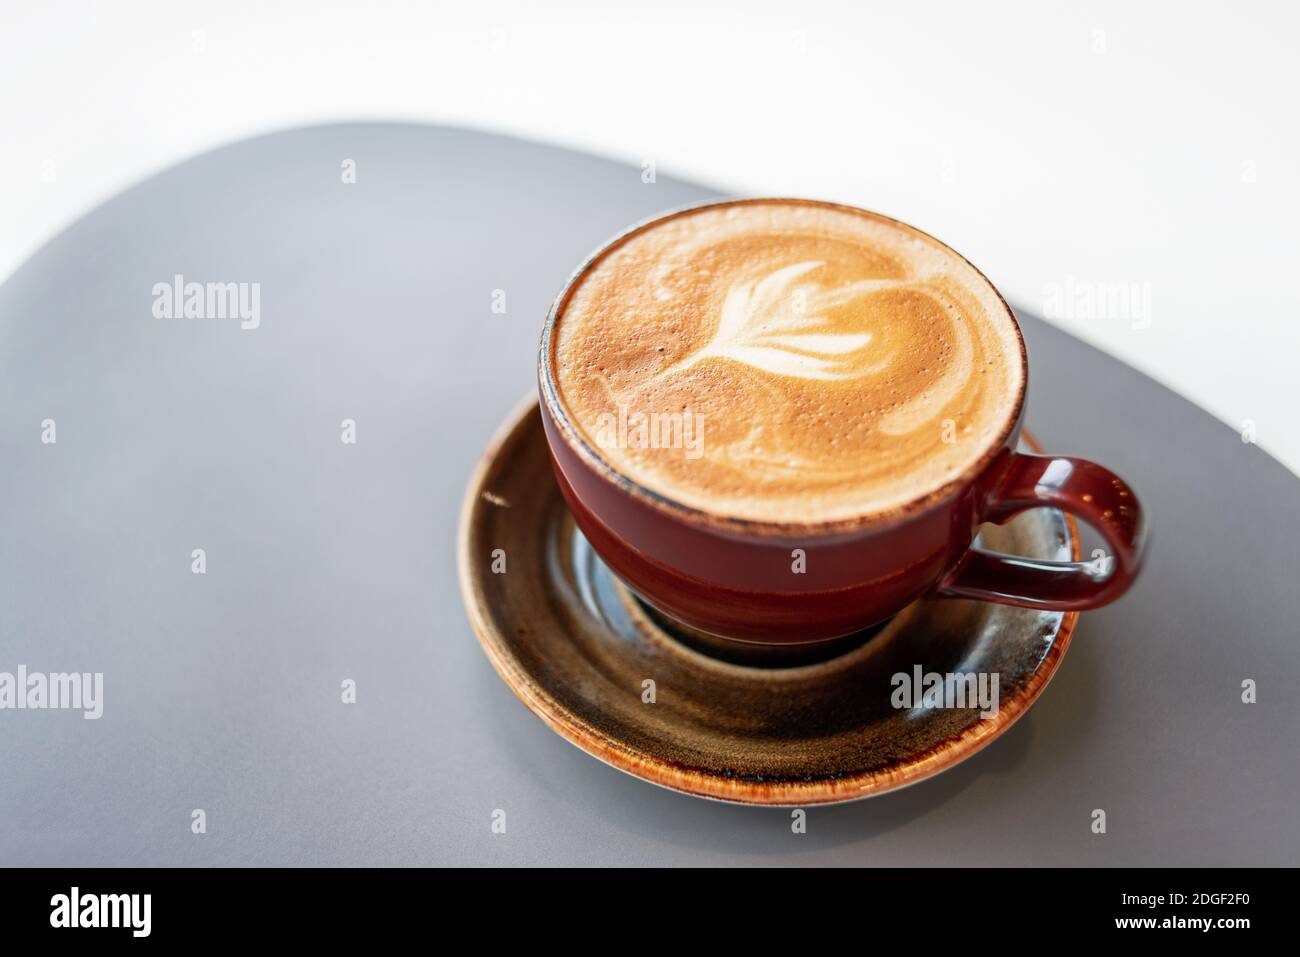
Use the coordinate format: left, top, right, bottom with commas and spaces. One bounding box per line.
458, 393, 1081, 806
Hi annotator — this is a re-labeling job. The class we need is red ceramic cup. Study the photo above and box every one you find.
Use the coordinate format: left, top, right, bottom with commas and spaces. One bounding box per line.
539, 200, 1148, 645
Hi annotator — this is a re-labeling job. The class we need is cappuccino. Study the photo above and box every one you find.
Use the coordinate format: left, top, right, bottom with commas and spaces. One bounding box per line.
549, 200, 1024, 524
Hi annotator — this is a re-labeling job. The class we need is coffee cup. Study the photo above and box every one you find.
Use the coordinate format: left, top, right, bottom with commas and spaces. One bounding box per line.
538, 198, 1146, 644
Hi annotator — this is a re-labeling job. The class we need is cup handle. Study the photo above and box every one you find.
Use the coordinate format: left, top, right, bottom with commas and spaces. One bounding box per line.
935, 452, 1148, 610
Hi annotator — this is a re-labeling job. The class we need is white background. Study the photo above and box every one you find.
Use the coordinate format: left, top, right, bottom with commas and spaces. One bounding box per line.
5, 1, 1297, 472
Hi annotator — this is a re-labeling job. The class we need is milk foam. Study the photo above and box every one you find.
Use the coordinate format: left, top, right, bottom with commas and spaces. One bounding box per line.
550, 200, 1024, 523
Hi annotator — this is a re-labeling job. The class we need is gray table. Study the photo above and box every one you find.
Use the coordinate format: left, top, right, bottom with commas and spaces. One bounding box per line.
2, 123, 1296, 866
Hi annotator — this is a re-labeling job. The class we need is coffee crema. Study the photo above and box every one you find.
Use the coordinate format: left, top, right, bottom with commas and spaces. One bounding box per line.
548, 200, 1024, 524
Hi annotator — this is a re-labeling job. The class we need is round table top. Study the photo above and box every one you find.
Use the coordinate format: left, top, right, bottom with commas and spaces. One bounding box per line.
2, 123, 1296, 865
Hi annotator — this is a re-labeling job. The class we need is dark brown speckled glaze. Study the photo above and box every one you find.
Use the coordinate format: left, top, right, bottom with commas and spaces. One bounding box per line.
459, 397, 1082, 805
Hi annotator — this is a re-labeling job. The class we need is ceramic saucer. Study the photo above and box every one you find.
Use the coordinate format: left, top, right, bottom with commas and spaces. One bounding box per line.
458, 396, 1080, 806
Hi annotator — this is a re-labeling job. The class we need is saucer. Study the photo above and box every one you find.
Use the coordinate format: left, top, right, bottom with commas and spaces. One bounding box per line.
458, 396, 1080, 806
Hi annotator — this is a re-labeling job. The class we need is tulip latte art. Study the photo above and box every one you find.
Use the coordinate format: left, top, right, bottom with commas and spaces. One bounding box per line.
549, 200, 1024, 523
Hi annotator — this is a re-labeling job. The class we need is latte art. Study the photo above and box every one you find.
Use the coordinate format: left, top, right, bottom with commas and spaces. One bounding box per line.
663, 260, 885, 382
549, 200, 1024, 523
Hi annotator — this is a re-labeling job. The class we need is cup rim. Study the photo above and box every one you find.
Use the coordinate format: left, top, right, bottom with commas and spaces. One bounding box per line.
538, 196, 1029, 539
